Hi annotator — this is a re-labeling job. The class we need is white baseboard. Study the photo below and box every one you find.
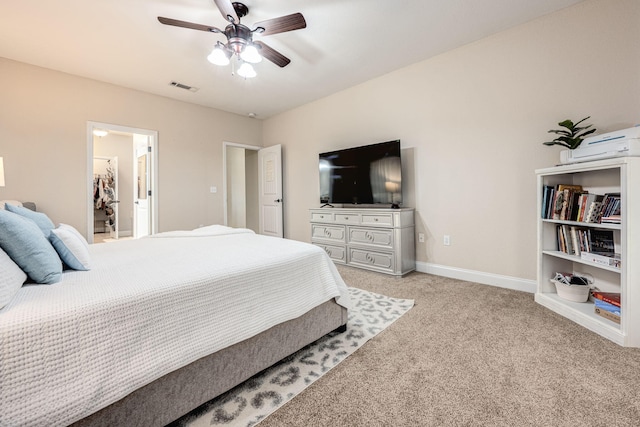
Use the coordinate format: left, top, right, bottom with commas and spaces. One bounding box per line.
416, 261, 536, 294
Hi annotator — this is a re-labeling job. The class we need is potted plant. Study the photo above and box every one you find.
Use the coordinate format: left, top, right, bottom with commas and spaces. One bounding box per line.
543, 116, 597, 149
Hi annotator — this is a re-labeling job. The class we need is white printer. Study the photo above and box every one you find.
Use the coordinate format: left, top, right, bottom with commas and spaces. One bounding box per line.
560, 125, 640, 164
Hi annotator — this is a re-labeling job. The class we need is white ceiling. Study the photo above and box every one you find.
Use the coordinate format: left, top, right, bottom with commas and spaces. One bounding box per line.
0, 0, 585, 119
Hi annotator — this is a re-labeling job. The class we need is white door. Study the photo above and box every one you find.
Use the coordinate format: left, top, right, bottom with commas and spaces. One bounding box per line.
258, 144, 283, 237
133, 141, 150, 239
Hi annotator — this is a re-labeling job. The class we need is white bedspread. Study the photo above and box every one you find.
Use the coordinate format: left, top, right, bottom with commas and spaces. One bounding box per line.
0, 227, 350, 426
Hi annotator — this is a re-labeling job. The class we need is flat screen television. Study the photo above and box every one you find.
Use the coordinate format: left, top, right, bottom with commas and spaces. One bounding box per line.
319, 140, 402, 207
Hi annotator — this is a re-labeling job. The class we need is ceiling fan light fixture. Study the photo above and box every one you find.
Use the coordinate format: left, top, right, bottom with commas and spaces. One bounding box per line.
240, 44, 262, 64
158, 2, 308, 75
207, 43, 231, 66
237, 62, 257, 78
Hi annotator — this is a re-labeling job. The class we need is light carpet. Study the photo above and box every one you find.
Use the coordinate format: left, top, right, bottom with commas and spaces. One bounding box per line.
172, 287, 413, 427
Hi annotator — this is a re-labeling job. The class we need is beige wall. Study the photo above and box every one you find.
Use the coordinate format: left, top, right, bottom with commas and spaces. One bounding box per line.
263, 0, 640, 282
0, 58, 262, 234
0, 0, 637, 285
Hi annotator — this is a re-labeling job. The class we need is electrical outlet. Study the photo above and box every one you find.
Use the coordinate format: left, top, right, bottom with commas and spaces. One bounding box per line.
210, 186, 217, 193
418, 233, 425, 243
444, 235, 451, 246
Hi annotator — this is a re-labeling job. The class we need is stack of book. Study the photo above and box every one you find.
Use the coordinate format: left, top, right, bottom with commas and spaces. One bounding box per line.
591, 290, 621, 324
541, 184, 621, 224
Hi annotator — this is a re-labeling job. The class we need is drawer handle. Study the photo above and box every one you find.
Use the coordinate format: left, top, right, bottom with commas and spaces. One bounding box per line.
366, 253, 375, 264
325, 248, 332, 256
374, 218, 378, 222
365, 232, 373, 241
345, 216, 349, 220
325, 229, 331, 237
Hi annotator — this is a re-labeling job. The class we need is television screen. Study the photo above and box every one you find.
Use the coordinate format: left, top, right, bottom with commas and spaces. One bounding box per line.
319, 140, 402, 206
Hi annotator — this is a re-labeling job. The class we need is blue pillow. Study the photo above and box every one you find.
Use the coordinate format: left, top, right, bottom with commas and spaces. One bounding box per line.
5, 203, 55, 237
0, 210, 62, 284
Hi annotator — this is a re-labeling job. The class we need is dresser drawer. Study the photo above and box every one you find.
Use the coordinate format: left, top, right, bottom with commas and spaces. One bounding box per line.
314, 243, 346, 264
334, 213, 360, 224
348, 227, 394, 249
311, 224, 346, 243
361, 213, 393, 227
311, 212, 334, 223
348, 248, 395, 273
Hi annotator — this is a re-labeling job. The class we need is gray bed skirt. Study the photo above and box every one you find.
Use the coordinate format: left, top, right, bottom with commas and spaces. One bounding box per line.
70, 299, 348, 427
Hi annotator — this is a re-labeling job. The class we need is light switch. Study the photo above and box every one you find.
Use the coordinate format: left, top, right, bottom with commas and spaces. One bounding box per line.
210, 186, 217, 193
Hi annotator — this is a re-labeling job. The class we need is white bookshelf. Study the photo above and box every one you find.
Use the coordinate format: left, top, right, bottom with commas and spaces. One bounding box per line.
535, 157, 640, 347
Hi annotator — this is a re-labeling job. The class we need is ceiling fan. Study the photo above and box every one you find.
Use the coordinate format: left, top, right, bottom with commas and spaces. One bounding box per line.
158, 0, 306, 77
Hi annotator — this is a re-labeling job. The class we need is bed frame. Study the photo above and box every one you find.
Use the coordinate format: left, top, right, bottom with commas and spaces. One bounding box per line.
71, 299, 348, 426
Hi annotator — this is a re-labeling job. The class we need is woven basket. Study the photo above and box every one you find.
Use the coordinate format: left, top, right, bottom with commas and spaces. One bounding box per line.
551, 279, 590, 303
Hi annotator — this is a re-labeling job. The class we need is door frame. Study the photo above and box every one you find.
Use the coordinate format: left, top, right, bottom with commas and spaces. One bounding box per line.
86, 121, 159, 242
222, 141, 261, 228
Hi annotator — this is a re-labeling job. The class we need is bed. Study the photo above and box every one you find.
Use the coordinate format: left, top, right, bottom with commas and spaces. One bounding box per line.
0, 210, 350, 427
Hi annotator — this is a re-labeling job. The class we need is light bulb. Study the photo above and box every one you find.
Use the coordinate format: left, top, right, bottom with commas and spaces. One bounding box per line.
207, 45, 230, 66
240, 44, 262, 64
237, 62, 256, 78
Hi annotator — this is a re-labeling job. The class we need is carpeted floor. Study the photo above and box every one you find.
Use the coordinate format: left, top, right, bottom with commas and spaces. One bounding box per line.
172, 287, 413, 426
256, 265, 640, 427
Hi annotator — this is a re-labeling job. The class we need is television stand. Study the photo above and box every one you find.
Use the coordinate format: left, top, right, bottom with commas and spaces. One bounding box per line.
310, 207, 415, 276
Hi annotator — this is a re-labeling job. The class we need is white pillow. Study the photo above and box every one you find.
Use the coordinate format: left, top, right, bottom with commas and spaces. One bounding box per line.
49, 224, 92, 271
0, 246, 27, 309
0, 200, 23, 210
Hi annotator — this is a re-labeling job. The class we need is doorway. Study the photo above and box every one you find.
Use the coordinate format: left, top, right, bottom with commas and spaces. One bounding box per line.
87, 122, 158, 243
224, 142, 259, 232
223, 142, 283, 237
93, 156, 118, 240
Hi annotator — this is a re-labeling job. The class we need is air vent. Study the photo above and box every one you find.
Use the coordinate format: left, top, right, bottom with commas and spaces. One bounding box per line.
169, 81, 199, 92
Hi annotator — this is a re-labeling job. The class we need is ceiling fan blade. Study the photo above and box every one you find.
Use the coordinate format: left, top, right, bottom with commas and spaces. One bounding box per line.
213, 0, 239, 23
254, 41, 291, 68
253, 13, 306, 36
158, 17, 222, 33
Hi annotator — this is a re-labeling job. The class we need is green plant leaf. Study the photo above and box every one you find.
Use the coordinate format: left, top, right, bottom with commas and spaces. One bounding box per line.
573, 116, 591, 127
557, 119, 574, 129
548, 129, 572, 135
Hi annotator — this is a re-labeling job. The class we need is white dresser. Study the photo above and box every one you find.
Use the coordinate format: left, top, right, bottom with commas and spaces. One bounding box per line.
310, 207, 415, 276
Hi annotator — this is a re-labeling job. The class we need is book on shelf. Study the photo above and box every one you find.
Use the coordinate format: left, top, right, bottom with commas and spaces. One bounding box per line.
541, 185, 554, 219
569, 226, 581, 256
555, 225, 589, 256
588, 229, 615, 254
591, 290, 621, 307
601, 214, 621, 224
541, 185, 621, 225
594, 298, 621, 315
594, 306, 621, 324
557, 185, 583, 220
584, 201, 601, 223
580, 251, 621, 268
550, 184, 580, 220
597, 193, 621, 223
